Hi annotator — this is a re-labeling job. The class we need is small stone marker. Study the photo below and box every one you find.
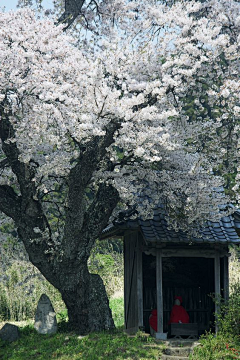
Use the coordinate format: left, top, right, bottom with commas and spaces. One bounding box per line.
0, 323, 20, 342
34, 294, 57, 335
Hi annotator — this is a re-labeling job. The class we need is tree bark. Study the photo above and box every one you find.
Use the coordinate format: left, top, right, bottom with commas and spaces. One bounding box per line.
0, 106, 119, 334
60, 264, 114, 333
57, 0, 85, 30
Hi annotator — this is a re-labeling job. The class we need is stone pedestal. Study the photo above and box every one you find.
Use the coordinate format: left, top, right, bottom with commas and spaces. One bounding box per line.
155, 332, 168, 340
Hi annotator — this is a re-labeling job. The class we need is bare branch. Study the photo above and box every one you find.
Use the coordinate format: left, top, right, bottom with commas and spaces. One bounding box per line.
79, 182, 120, 254
0, 158, 9, 169
62, 118, 122, 255
57, 0, 86, 30
132, 93, 158, 112
0, 185, 21, 221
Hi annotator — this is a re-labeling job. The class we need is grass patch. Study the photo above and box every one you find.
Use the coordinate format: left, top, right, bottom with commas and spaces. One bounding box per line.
0, 296, 165, 359
0, 326, 164, 360
190, 333, 240, 360
109, 297, 124, 328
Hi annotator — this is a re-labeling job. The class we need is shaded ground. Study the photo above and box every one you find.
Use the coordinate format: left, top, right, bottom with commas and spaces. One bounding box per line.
0, 325, 165, 360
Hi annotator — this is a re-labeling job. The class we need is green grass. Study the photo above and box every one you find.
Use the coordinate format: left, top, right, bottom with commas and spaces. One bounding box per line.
109, 297, 124, 328
0, 326, 164, 360
0, 297, 165, 360
190, 332, 240, 360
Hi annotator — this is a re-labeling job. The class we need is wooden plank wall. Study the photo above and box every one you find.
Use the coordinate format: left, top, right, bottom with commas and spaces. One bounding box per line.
124, 231, 139, 330
143, 286, 214, 333
162, 286, 214, 332
142, 255, 216, 333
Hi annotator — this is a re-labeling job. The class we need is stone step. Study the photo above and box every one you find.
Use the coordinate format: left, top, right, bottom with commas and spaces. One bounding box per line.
164, 339, 199, 347
161, 355, 189, 360
160, 339, 201, 360
164, 346, 192, 356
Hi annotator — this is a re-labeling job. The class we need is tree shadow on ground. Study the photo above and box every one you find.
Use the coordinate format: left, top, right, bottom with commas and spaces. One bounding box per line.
0, 325, 164, 360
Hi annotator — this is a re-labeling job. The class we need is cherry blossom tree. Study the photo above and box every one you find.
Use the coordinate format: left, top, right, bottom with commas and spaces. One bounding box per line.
0, 0, 239, 332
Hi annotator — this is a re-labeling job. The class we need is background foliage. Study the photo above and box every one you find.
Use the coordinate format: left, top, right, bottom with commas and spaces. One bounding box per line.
190, 280, 240, 359
0, 230, 123, 322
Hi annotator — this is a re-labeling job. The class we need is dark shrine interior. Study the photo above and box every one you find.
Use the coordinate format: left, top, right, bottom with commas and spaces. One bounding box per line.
142, 253, 219, 334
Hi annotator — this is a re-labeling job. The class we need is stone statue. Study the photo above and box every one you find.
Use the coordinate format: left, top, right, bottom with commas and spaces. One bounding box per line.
34, 294, 57, 334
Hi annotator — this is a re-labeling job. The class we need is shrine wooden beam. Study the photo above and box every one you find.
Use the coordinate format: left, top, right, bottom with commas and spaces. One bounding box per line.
144, 248, 229, 258
156, 249, 167, 339
214, 253, 221, 333
136, 234, 143, 329
223, 256, 229, 302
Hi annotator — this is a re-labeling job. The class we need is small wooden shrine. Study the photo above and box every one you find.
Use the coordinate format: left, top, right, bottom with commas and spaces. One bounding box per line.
102, 207, 240, 339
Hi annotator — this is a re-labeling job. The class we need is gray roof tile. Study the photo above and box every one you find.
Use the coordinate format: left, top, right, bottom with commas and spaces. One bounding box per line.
102, 206, 240, 244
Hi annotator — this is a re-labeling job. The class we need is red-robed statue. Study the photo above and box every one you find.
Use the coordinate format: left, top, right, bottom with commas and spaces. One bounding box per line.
168, 296, 189, 324
149, 296, 189, 335
149, 309, 158, 334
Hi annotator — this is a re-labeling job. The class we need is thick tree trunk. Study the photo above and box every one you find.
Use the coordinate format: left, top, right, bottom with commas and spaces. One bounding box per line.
59, 261, 114, 334
0, 111, 119, 335
17, 220, 115, 334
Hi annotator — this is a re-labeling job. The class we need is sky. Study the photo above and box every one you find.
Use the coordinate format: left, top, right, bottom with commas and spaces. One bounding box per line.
0, 0, 18, 10
0, 0, 53, 11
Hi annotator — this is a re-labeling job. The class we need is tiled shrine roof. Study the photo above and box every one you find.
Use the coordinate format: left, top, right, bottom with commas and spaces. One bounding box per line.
103, 206, 240, 244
